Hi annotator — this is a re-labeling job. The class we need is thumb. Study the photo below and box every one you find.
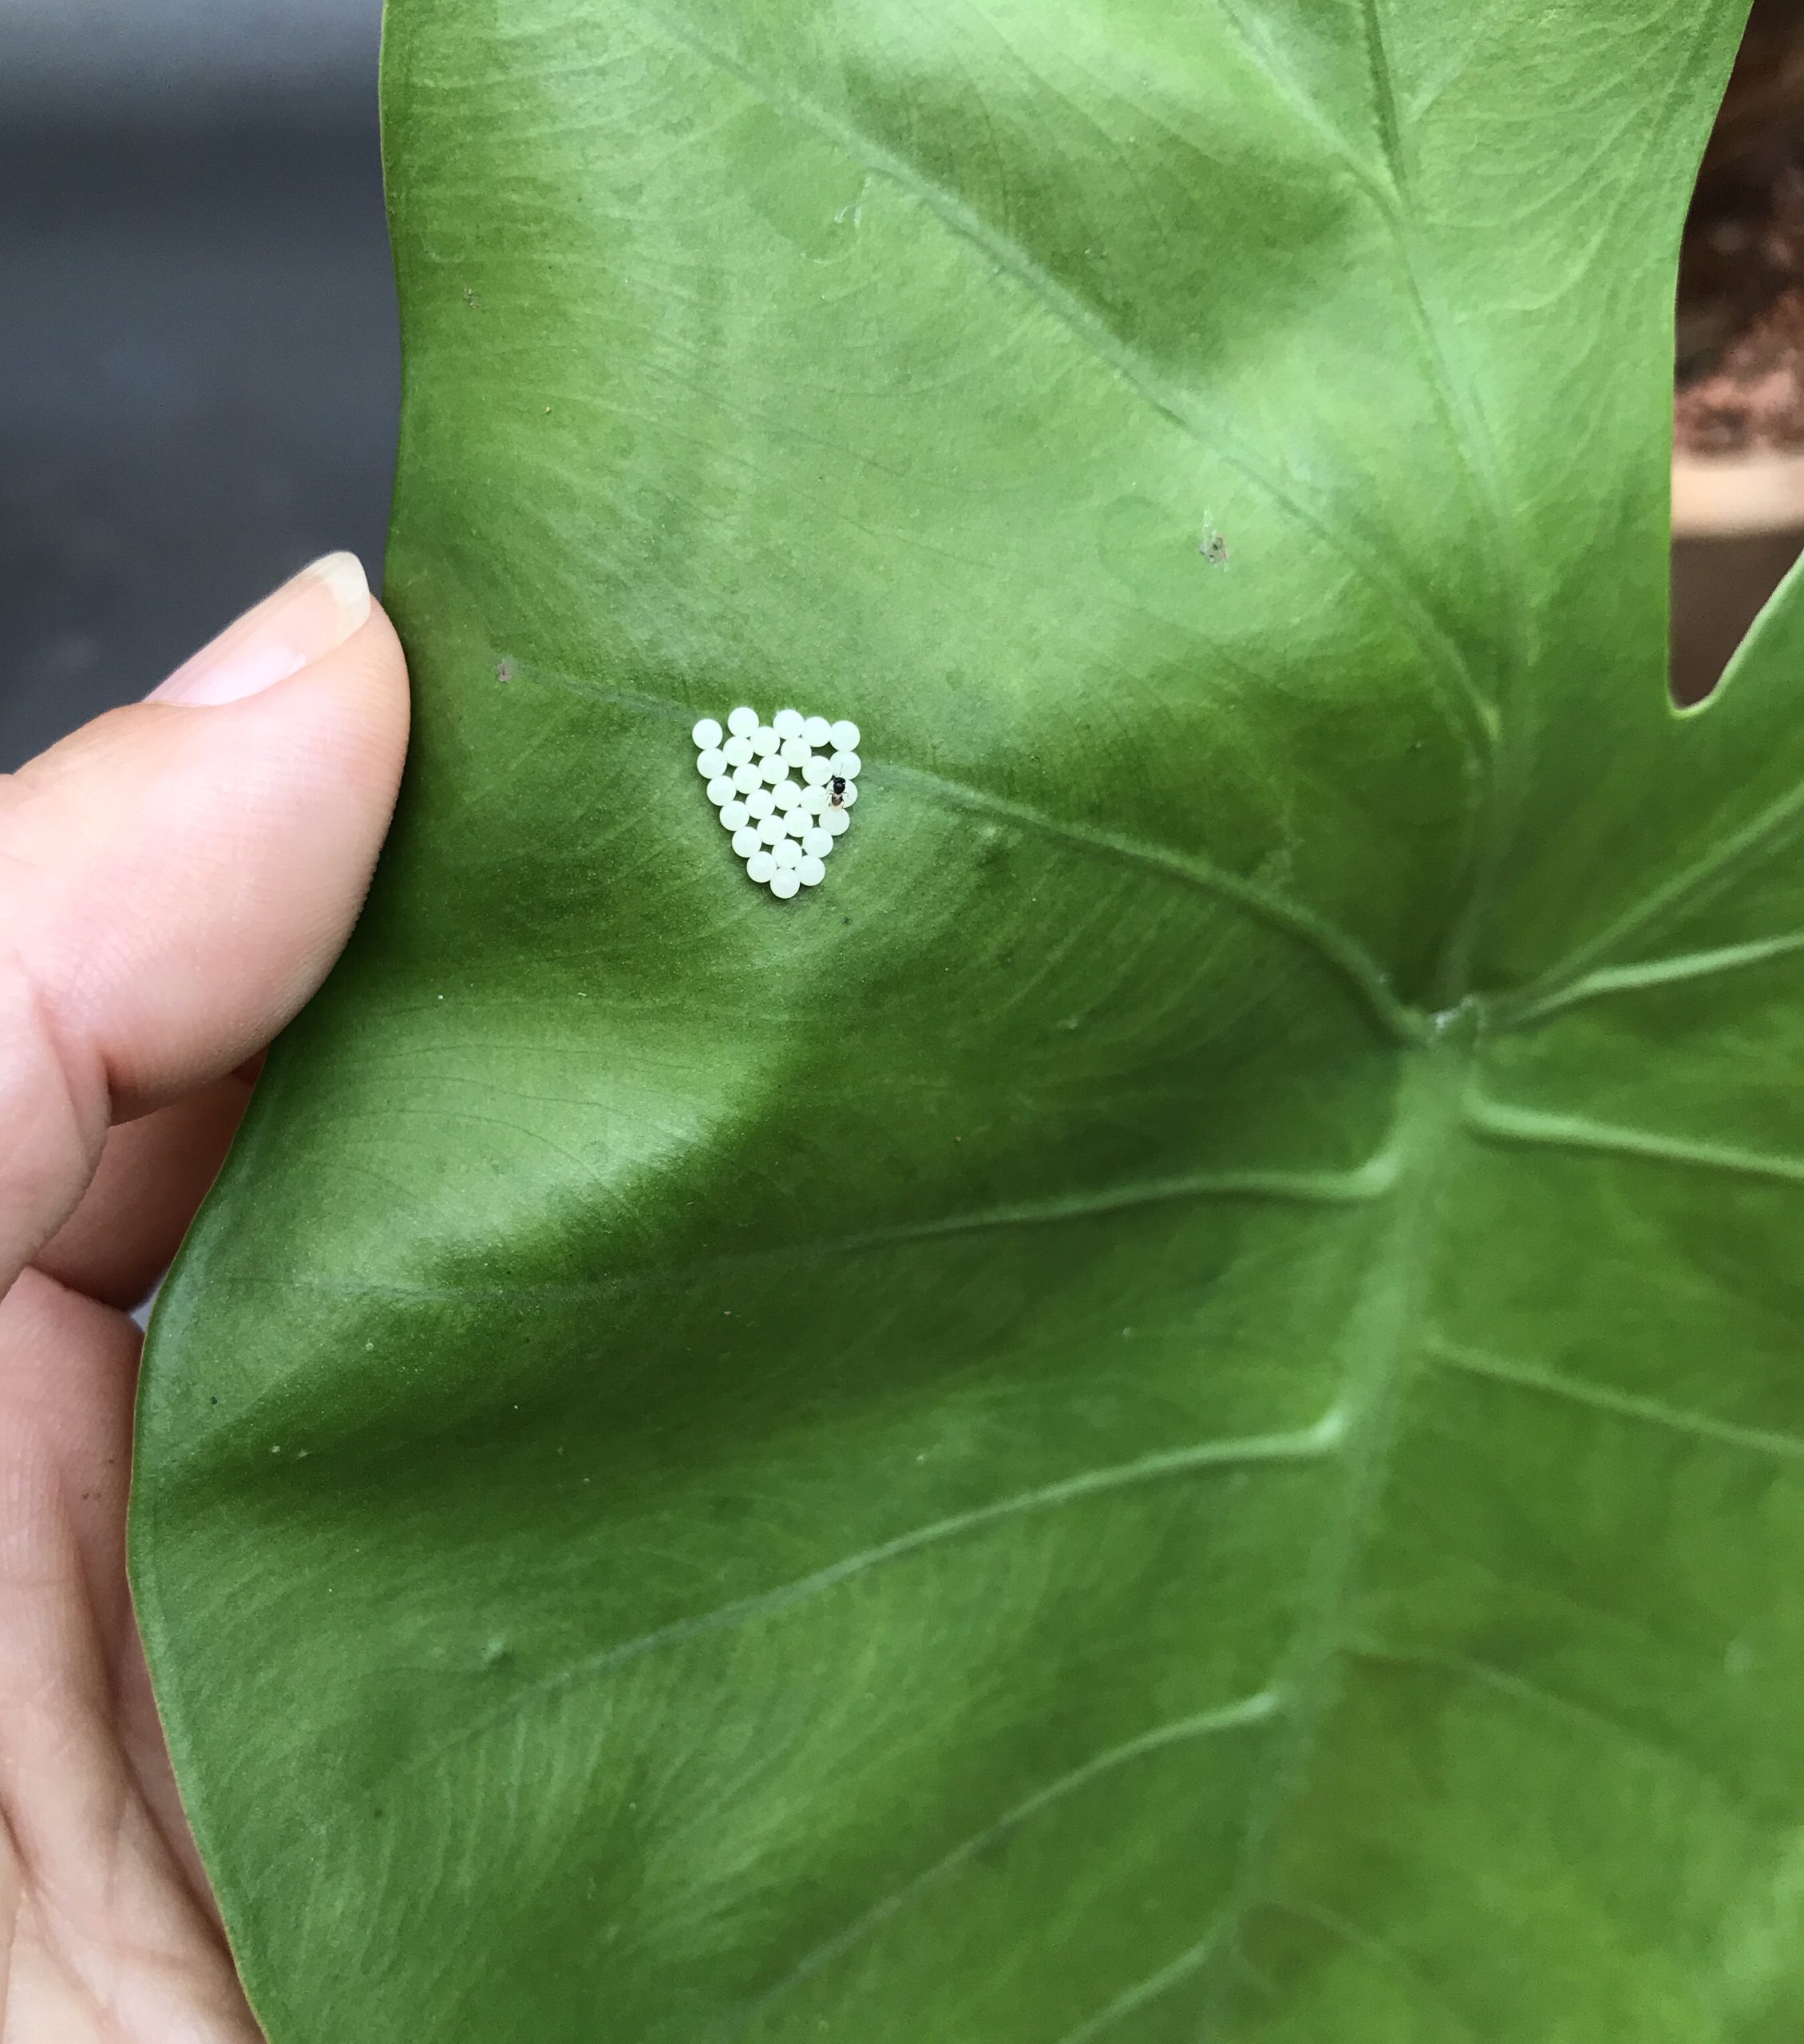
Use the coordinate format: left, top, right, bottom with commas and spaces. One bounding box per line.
0, 553, 410, 1278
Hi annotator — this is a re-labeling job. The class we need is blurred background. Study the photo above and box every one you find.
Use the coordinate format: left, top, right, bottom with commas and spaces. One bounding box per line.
1, 0, 395, 766
2, 0, 1802, 766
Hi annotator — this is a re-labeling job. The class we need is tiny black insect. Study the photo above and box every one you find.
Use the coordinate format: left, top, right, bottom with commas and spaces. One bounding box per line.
829, 775, 847, 807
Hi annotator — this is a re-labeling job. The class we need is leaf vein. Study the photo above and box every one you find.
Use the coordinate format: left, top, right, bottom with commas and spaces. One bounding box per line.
736, 1689, 1284, 2031
1263, 1899, 1486, 2042
281, 1150, 1401, 1313
492, 1424, 1343, 1693
1465, 1095, 1804, 1190
1349, 1639, 1740, 1796
1496, 932, 1804, 1028
611, 0, 1493, 770
512, 656, 1425, 1045
1047, 1925, 1227, 2044
881, 758, 1422, 1044
1510, 774, 1804, 1016
292, 1419, 1347, 1848
1428, 1334, 1804, 1464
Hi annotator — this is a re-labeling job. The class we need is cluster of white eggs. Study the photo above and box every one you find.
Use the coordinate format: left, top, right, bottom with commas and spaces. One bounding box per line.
692, 707, 861, 898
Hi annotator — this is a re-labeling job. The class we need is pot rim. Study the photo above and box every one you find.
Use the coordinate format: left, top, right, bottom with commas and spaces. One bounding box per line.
1673, 448, 1804, 537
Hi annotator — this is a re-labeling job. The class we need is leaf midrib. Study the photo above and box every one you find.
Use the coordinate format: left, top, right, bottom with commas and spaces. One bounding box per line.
1162, 1010, 1479, 2037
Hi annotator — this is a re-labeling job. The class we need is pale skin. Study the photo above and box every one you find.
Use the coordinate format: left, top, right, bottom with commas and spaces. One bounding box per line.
0, 556, 410, 2040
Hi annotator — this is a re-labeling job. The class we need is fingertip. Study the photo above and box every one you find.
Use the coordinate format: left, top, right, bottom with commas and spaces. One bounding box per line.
259, 596, 413, 808
150, 552, 374, 707
2, 592, 413, 1131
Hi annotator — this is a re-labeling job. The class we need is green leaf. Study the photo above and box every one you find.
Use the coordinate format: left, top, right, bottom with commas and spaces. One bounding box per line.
132, 2, 1804, 2038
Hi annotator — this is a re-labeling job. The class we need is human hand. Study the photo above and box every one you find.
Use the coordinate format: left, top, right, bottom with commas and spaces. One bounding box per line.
0, 557, 409, 2040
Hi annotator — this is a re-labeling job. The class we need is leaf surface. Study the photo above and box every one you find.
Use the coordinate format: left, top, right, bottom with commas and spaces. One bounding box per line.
134, 2, 1804, 2038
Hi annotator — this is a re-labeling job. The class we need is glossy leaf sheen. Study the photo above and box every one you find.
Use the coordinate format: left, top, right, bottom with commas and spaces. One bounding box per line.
133, 2, 1804, 2038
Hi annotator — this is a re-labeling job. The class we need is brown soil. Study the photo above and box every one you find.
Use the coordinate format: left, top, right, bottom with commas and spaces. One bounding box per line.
1675, 285, 1804, 454
1675, 1, 1804, 457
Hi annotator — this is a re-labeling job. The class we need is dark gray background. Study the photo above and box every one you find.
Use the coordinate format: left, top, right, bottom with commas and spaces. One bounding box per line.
1, 0, 398, 767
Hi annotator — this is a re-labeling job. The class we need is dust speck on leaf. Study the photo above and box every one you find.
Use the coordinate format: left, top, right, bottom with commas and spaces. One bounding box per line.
461, 285, 482, 310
